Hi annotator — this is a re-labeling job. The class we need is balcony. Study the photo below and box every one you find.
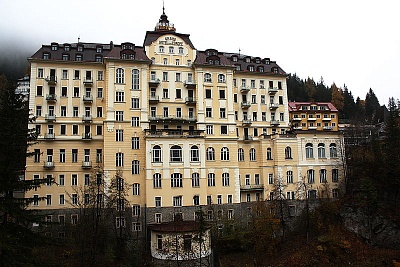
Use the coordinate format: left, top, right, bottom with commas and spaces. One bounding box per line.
322, 117, 331, 121
145, 129, 204, 138
46, 94, 57, 102
185, 97, 196, 105
82, 95, 93, 103
241, 101, 251, 109
293, 126, 303, 130
149, 95, 160, 103
45, 76, 57, 85
44, 133, 55, 140
82, 133, 92, 140
45, 114, 56, 122
308, 126, 317, 130
269, 103, 279, 109
149, 115, 197, 123
268, 87, 279, 94
83, 78, 93, 86
307, 117, 317, 121
242, 119, 252, 126
240, 184, 264, 191
243, 135, 253, 142
82, 161, 92, 168
270, 120, 280, 125
323, 126, 334, 130
82, 115, 92, 122
184, 80, 196, 88
43, 161, 54, 169
240, 86, 250, 92
292, 117, 302, 121
149, 78, 161, 86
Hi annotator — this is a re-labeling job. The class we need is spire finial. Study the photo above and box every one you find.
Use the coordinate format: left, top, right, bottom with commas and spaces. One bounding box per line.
155, 0, 176, 32
163, 0, 165, 14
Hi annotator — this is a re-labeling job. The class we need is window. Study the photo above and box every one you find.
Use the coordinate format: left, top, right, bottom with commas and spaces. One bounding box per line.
96, 125, 102, 135
71, 174, 78, 186
84, 174, 90, 186
192, 173, 200, 187
115, 91, 125, 102
332, 169, 339, 182
170, 145, 182, 162
190, 145, 199, 162
305, 143, 313, 158
208, 173, 215, 187
132, 183, 140, 195
193, 195, 200, 206
36, 106, 42, 117
59, 149, 65, 163
285, 146, 292, 159
131, 116, 139, 127
163, 107, 168, 118
178, 47, 184, 54
132, 69, 140, 90
116, 129, 124, 142
131, 137, 139, 149
59, 194, 65, 205
36, 86, 43, 96
307, 169, 315, 184
206, 147, 215, 161
205, 89, 211, 98
58, 174, 65, 186
267, 148, 272, 160
318, 143, 325, 158
287, 171, 293, 183
132, 205, 141, 216
217, 195, 222, 204
320, 169, 327, 183
287, 191, 295, 200
206, 125, 214, 135
219, 90, 226, 99
308, 190, 317, 199
155, 197, 162, 207
175, 72, 181, 82
220, 125, 228, 135
116, 152, 124, 167
222, 173, 230, 186
330, 143, 337, 158
173, 196, 182, 207
46, 195, 52, 206
268, 174, 274, 184
249, 148, 256, 161
131, 98, 139, 109
228, 210, 234, 220
162, 72, 168, 81
97, 87, 103, 98
34, 149, 40, 163
132, 160, 140, 174
218, 74, 225, 83
152, 145, 162, 162
332, 189, 339, 198
205, 107, 212, 118
207, 196, 212, 205
116, 68, 124, 83
71, 194, 78, 205
116, 217, 126, 228
238, 148, 244, 161
72, 149, 78, 162
221, 147, 229, 161
171, 173, 182, 188
153, 173, 162, 188
245, 174, 250, 185
251, 80, 256, 88
175, 88, 182, 99
38, 69, 44, 78
204, 73, 212, 82
116, 111, 124, 121
159, 46, 164, 53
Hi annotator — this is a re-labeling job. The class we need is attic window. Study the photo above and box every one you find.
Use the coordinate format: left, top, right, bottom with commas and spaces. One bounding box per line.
245, 57, 250, 63
232, 56, 238, 62
121, 53, 127, 59
320, 106, 326, 110
249, 66, 254, 72
43, 53, 50, 60
64, 45, 70, 51
51, 45, 58, 51
259, 66, 264, 72
208, 59, 213, 64
273, 67, 278, 73
129, 54, 134, 59
215, 60, 220, 65
62, 54, 69, 61
206, 51, 211, 56
96, 47, 102, 53
264, 58, 270, 64
255, 58, 260, 64
75, 54, 82, 61
236, 65, 241, 71
77, 46, 83, 52
95, 55, 102, 62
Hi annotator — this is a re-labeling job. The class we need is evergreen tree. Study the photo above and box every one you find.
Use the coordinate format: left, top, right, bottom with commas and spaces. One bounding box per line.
304, 77, 317, 102
314, 76, 331, 102
0, 74, 48, 266
342, 85, 356, 122
331, 83, 344, 115
365, 88, 382, 123
286, 73, 307, 101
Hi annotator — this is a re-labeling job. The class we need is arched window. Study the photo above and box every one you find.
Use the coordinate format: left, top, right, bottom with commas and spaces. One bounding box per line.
204, 73, 212, 82
132, 69, 139, 90
208, 173, 215, 187
237, 148, 244, 161
152, 145, 162, 162
285, 146, 292, 159
307, 169, 315, 184
153, 173, 161, 188
206, 147, 215, 161
192, 172, 200, 187
159, 46, 164, 53
318, 143, 325, 158
267, 148, 272, 160
171, 173, 182, 188
249, 148, 256, 161
116, 68, 124, 84
320, 169, 327, 183
218, 74, 225, 83
170, 145, 182, 162
221, 147, 229, 161
330, 143, 337, 158
178, 47, 184, 54
286, 171, 293, 183
190, 145, 199, 162
169, 46, 174, 53
222, 173, 229, 186
305, 143, 313, 158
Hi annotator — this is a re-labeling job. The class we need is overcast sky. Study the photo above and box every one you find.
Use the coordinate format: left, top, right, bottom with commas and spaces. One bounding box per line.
1, 0, 399, 104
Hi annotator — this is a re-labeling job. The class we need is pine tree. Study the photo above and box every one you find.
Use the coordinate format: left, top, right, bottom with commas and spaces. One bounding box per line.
331, 83, 344, 114
365, 88, 381, 124
0, 74, 48, 266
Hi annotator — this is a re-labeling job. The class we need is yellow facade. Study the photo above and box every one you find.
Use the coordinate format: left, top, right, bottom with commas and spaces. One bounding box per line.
25, 12, 342, 214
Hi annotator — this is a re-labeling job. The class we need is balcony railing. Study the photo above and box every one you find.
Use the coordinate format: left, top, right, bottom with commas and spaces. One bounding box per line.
308, 126, 317, 130
43, 161, 54, 169
82, 161, 92, 168
240, 86, 250, 92
307, 117, 317, 121
242, 119, 252, 125
322, 117, 332, 121
292, 117, 302, 121
241, 101, 251, 108
185, 97, 196, 105
82, 115, 92, 122
268, 87, 279, 94
240, 184, 264, 191
45, 114, 56, 122
149, 95, 160, 102
45, 76, 57, 84
243, 135, 253, 142
46, 94, 57, 101
149, 115, 197, 122
82, 133, 92, 140
44, 133, 55, 139
149, 78, 161, 85
269, 103, 279, 109
323, 126, 334, 130
184, 80, 196, 88
270, 120, 280, 125
83, 78, 93, 85
82, 95, 93, 103
145, 129, 204, 138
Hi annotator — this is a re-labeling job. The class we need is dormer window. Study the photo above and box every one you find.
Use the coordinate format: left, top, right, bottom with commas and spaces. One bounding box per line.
43, 53, 50, 60
264, 58, 270, 64
232, 56, 238, 62
129, 54, 134, 59
64, 45, 70, 51
245, 57, 250, 63
77, 45, 83, 52
62, 54, 69, 61
206, 51, 211, 56
320, 106, 326, 110
51, 44, 58, 51
273, 67, 278, 73
255, 58, 261, 64
96, 47, 102, 53
208, 59, 213, 64
258, 66, 264, 72
235, 65, 241, 71
95, 55, 102, 62
75, 54, 82, 61
215, 60, 220, 65
249, 66, 254, 72
121, 53, 127, 59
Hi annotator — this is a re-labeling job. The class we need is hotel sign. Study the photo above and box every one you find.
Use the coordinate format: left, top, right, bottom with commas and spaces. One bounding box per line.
158, 37, 183, 46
